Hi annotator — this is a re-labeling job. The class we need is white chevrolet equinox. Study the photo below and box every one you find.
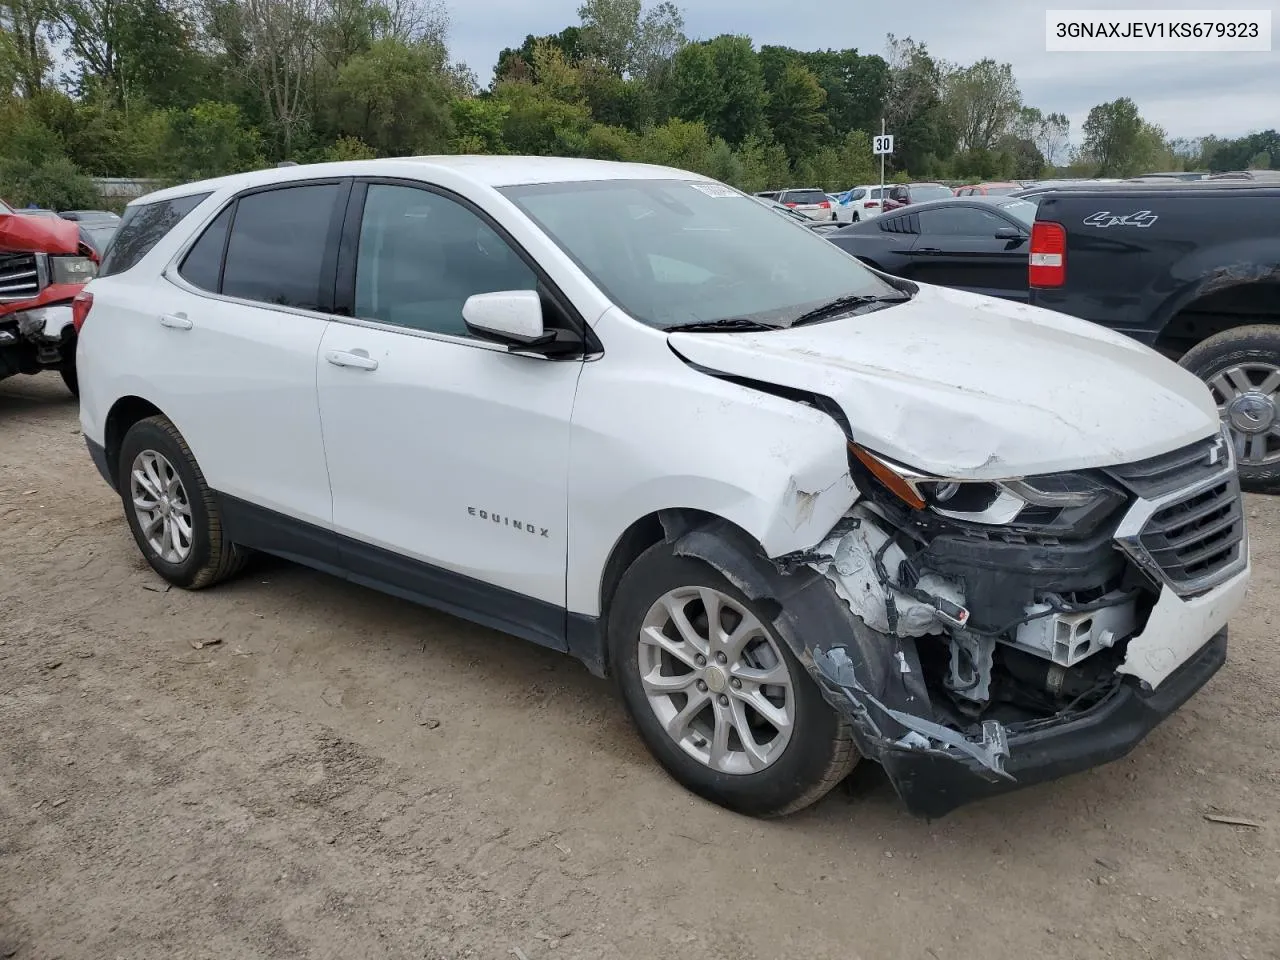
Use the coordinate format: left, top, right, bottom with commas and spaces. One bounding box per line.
76, 157, 1250, 818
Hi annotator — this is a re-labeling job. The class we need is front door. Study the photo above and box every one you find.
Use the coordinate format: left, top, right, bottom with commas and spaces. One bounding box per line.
315, 182, 583, 649
907, 205, 1029, 300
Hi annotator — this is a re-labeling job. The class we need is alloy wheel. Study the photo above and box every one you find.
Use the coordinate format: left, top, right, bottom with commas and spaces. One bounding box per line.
129, 449, 194, 564
637, 586, 795, 775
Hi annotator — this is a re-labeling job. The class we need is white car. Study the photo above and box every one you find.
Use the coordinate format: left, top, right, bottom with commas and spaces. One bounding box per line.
774, 187, 837, 221
75, 157, 1249, 819
834, 185, 888, 222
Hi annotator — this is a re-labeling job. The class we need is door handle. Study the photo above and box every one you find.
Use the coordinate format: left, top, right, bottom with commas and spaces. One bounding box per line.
326, 349, 378, 371
160, 313, 193, 330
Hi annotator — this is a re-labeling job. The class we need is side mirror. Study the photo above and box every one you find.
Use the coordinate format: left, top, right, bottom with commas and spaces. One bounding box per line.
462, 290, 551, 346
994, 226, 1024, 240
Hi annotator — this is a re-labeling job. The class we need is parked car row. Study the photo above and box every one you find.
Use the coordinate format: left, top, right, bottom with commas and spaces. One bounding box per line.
67, 157, 1249, 825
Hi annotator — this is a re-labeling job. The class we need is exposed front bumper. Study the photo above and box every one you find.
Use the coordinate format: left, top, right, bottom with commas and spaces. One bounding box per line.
880, 628, 1227, 819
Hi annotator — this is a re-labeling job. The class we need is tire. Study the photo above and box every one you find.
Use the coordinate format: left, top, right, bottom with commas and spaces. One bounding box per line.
608, 541, 857, 817
59, 361, 78, 398
1179, 324, 1280, 494
117, 415, 249, 589
851, 212, 860, 223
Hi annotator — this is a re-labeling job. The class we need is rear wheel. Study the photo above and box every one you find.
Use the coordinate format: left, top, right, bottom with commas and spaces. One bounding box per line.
608, 542, 857, 817
1179, 324, 1280, 493
117, 415, 249, 588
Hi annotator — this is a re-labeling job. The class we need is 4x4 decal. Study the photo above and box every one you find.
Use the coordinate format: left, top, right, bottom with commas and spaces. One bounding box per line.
1083, 210, 1159, 229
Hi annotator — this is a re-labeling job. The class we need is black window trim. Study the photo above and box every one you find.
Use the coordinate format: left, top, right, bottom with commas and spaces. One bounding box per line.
331, 176, 601, 359
164, 177, 352, 320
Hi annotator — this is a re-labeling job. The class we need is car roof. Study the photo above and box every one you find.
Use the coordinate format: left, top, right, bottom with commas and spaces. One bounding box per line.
127, 156, 715, 206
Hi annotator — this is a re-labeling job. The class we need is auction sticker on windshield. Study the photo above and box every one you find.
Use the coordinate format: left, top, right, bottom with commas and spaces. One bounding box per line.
690, 183, 741, 198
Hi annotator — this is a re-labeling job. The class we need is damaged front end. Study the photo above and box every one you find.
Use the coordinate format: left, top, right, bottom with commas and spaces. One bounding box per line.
672, 427, 1249, 818
1, 209, 95, 383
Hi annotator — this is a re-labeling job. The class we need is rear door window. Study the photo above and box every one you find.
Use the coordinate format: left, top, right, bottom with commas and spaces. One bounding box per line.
98, 192, 212, 277
178, 206, 233, 292
219, 184, 343, 311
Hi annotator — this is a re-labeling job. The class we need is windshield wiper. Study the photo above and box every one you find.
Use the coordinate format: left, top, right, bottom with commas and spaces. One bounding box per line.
789, 293, 912, 327
664, 317, 776, 333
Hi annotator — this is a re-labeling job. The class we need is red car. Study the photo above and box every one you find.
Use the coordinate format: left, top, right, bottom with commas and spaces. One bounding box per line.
954, 182, 1021, 197
880, 182, 954, 213
0, 198, 98, 396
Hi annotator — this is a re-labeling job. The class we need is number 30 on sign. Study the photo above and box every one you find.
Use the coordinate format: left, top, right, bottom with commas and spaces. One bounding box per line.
873, 135, 894, 155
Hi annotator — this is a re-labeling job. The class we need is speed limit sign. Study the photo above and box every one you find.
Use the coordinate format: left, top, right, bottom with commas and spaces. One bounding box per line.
873, 134, 894, 155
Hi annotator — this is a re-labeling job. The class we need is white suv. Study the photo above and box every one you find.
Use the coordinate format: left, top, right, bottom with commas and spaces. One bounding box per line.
76, 157, 1249, 819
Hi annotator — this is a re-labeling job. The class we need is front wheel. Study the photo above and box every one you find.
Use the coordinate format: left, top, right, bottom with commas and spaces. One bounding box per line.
1179, 324, 1280, 493
608, 542, 857, 817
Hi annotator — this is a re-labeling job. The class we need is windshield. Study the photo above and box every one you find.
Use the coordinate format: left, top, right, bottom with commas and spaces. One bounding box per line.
913, 185, 955, 202
502, 179, 897, 330
995, 198, 1038, 226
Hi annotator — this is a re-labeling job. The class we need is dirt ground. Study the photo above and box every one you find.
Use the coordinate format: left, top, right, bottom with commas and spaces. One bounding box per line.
1, 372, 1277, 960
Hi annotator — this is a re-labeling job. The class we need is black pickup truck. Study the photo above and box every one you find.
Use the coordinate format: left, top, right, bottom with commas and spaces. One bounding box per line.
1027, 182, 1280, 492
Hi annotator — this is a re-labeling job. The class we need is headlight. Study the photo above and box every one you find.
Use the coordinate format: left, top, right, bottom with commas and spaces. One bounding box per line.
50, 255, 97, 285
850, 444, 1125, 536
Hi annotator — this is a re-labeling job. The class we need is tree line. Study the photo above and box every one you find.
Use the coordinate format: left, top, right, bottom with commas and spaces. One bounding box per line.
1, 0, 1274, 209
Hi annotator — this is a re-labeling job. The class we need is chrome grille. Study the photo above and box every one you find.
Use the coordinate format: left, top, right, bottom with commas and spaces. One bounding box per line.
1113, 431, 1247, 596
0, 252, 42, 301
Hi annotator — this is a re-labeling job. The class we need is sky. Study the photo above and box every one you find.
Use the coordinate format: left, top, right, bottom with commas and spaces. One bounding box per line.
445, 0, 1278, 143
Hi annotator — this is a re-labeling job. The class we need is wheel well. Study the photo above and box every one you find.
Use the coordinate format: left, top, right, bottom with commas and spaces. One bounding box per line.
1155, 280, 1280, 359
104, 396, 163, 478
593, 508, 757, 673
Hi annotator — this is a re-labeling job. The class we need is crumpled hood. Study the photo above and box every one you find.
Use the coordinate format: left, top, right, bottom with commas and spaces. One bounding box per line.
668, 284, 1219, 479
0, 211, 80, 255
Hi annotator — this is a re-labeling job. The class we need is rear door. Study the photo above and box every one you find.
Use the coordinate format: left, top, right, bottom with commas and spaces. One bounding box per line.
907, 205, 1029, 300
155, 180, 347, 545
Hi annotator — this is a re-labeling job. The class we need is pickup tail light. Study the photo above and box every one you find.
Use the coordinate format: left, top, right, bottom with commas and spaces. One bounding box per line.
72, 291, 93, 332
1029, 221, 1067, 287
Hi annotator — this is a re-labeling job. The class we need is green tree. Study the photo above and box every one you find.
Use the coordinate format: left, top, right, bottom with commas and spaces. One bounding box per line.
577, 0, 684, 79
669, 42, 722, 127
0, 155, 97, 207
166, 99, 263, 179
0, 0, 53, 95
1015, 107, 1070, 167
328, 38, 454, 155
796, 48, 889, 137
450, 97, 508, 153
944, 58, 1020, 153
1080, 97, 1164, 176
706, 34, 764, 145
765, 62, 826, 164
733, 133, 790, 192
881, 34, 952, 175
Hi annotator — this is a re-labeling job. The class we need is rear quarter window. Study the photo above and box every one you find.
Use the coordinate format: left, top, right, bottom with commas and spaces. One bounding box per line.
98, 192, 212, 277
